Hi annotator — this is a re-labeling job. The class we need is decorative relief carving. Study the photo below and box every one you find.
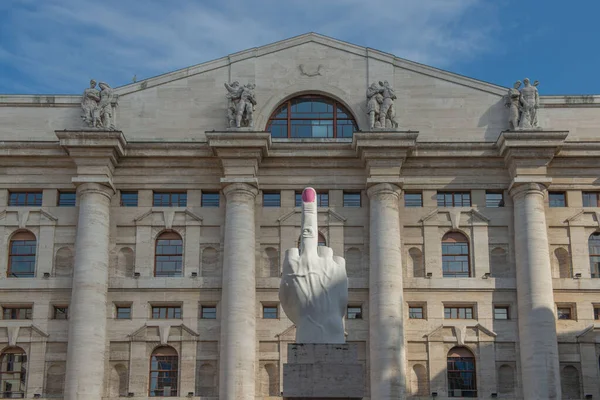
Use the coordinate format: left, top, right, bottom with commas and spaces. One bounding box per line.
225, 81, 257, 128
298, 64, 323, 77
505, 78, 540, 130
366, 81, 399, 129
81, 80, 119, 130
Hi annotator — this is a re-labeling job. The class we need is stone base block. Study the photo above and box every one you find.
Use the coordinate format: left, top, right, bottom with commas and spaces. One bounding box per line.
283, 343, 365, 399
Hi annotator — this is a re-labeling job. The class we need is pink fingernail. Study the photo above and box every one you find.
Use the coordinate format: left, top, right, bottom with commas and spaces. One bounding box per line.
302, 187, 316, 202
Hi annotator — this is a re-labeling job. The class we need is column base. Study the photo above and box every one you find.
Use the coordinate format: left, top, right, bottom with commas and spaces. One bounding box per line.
283, 343, 365, 399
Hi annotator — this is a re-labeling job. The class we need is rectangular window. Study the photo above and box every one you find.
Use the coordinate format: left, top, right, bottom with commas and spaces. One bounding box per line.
404, 192, 423, 207
153, 192, 187, 207
594, 307, 600, 320
437, 192, 471, 207
493, 306, 509, 320
347, 306, 362, 319
583, 192, 600, 207
549, 192, 567, 207
116, 306, 131, 319
8, 191, 42, 206
263, 306, 278, 319
151, 306, 182, 319
409, 306, 424, 319
201, 192, 220, 207
263, 192, 281, 207
557, 307, 573, 320
444, 306, 474, 319
343, 192, 361, 207
485, 191, 504, 208
295, 191, 329, 207
2, 307, 32, 320
201, 306, 217, 319
53, 306, 68, 320
120, 191, 138, 207
57, 191, 76, 207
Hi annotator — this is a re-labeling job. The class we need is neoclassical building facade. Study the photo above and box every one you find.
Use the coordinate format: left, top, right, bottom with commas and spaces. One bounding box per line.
0, 33, 600, 400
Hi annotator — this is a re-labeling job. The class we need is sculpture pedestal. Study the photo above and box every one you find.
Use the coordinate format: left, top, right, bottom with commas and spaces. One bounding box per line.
283, 343, 365, 399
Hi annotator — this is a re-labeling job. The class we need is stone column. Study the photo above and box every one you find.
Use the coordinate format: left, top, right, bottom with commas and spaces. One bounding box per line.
367, 183, 406, 399
64, 182, 114, 400
510, 182, 561, 400
219, 182, 259, 400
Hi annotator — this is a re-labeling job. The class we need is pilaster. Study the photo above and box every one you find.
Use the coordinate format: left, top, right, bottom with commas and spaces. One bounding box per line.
56, 130, 125, 400
498, 130, 567, 400
208, 130, 268, 400
355, 131, 417, 400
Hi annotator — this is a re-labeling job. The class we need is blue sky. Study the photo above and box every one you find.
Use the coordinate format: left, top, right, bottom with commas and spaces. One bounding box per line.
0, 0, 598, 95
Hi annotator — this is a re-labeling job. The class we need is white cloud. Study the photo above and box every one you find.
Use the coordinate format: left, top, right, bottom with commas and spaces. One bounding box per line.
0, 0, 500, 93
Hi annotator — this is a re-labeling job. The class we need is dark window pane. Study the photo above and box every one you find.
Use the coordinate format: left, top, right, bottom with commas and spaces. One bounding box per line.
583, 192, 599, 207
152, 306, 181, 319
405, 193, 423, 207
153, 192, 187, 207
557, 307, 572, 320
485, 192, 504, 207
116, 307, 131, 319
54, 307, 68, 319
409, 307, 423, 319
263, 193, 281, 207
317, 193, 328, 207
58, 192, 76, 207
295, 193, 302, 207
494, 307, 509, 320
549, 192, 566, 207
343, 192, 361, 207
201, 193, 220, 207
8, 191, 42, 206
263, 306, 278, 319
437, 192, 471, 207
120, 191, 139, 207
347, 306, 362, 319
201, 306, 216, 319
444, 307, 474, 319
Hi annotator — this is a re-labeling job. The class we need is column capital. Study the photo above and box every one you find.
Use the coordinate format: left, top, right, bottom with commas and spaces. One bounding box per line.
367, 183, 402, 200
508, 181, 548, 200
222, 182, 259, 202
353, 131, 418, 187
56, 130, 127, 190
496, 130, 568, 180
75, 181, 115, 199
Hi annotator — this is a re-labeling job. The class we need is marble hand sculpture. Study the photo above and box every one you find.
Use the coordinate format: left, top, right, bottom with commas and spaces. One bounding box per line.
279, 187, 348, 344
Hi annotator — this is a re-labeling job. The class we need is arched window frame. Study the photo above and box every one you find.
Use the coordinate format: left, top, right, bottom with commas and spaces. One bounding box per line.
8, 231, 37, 278
0, 347, 27, 398
154, 231, 183, 277
589, 232, 600, 278
266, 95, 358, 139
442, 231, 471, 278
149, 346, 178, 397
447, 347, 477, 397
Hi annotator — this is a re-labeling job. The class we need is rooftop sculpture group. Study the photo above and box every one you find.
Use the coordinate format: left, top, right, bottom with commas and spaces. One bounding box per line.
506, 78, 540, 130
279, 187, 348, 344
224, 81, 257, 128
366, 80, 399, 130
81, 80, 118, 130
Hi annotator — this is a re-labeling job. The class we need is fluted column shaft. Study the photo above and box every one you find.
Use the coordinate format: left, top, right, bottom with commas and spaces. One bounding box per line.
367, 183, 406, 399
511, 183, 561, 400
64, 183, 113, 400
219, 183, 259, 400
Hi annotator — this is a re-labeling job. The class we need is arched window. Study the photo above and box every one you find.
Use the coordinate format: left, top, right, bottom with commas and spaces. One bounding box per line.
411, 363, 429, 395
149, 346, 178, 397
8, 231, 36, 278
561, 365, 581, 399
155, 232, 183, 277
554, 247, 571, 278
442, 232, 470, 278
0, 347, 27, 398
589, 233, 600, 278
409, 247, 424, 278
201, 246, 220, 277
267, 95, 358, 138
447, 347, 477, 397
497, 364, 514, 395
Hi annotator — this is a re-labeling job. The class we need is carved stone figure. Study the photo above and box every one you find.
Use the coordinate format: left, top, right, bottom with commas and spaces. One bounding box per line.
506, 80, 522, 130
81, 79, 100, 127
366, 81, 398, 129
279, 187, 348, 344
518, 78, 540, 129
81, 79, 118, 130
224, 82, 257, 128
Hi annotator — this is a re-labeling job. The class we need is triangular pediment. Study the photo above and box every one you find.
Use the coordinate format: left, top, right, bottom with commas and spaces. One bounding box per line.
420, 209, 490, 229
0, 209, 57, 228
113, 33, 506, 98
425, 324, 496, 344
278, 209, 346, 226
129, 323, 199, 344
134, 208, 202, 228
576, 324, 600, 343
276, 324, 297, 341
564, 210, 600, 228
